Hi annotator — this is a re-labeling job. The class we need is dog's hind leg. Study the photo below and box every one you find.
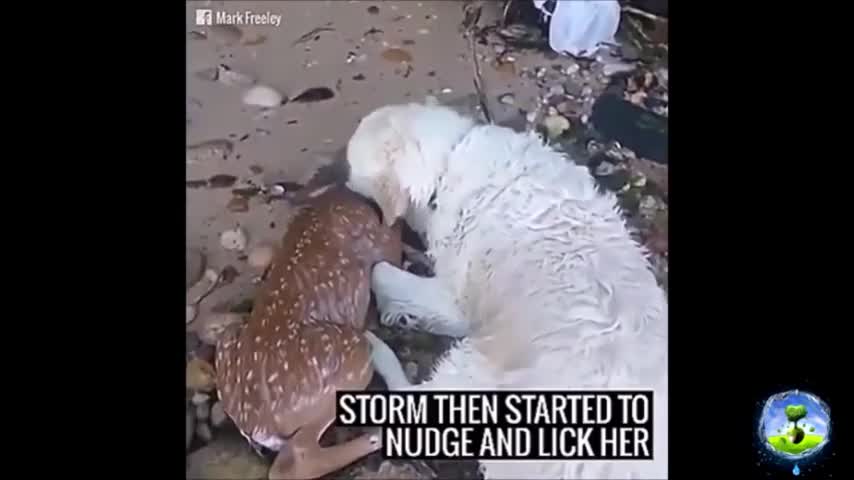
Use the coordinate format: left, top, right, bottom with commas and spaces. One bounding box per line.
371, 262, 469, 337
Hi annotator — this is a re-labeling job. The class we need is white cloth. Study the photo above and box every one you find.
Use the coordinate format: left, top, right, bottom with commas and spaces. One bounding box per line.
534, 0, 621, 58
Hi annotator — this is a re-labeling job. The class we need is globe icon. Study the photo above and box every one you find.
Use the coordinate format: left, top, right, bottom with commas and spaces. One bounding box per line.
758, 389, 831, 474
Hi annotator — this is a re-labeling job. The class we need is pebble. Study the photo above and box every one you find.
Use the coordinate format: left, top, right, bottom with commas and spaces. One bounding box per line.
595, 161, 617, 177
192, 392, 211, 406
381, 48, 413, 63
226, 196, 249, 213
187, 358, 217, 392
197, 312, 246, 345
186, 139, 234, 164
211, 401, 228, 428
556, 99, 582, 117
563, 80, 584, 97
498, 93, 515, 105
542, 114, 571, 140
186, 434, 270, 479
632, 174, 648, 188
564, 63, 580, 75
217, 66, 256, 87
196, 401, 211, 421
640, 195, 659, 214
248, 245, 275, 270
242, 85, 284, 108
548, 84, 565, 98
220, 228, 248, 251
196, 423, 213, 443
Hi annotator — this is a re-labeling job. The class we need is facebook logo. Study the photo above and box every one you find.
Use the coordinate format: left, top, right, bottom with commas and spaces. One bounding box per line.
195, 9, 212, 26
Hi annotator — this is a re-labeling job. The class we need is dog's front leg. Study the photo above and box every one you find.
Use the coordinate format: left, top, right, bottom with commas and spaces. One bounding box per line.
364, 331, 413, 390
371, 261, 469, 338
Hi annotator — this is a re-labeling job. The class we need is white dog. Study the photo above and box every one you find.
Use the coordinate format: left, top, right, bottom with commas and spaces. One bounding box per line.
346, 102, 668, 480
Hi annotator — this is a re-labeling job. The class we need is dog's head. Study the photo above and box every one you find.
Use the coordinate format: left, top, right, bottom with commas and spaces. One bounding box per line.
345, 102, 476, 226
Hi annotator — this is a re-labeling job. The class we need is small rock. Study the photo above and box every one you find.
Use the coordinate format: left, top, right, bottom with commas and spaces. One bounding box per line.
187, 248, 206, 289
542, 114, 571, 140
536, 67, 547, 78
211, 402, 228, 428
220, 228, 248, 251
240, 32, 267, 46
197, 401, 211, 421
367, 5, 380, 15
564, 63, 580, 75
192, 392, 211, 406
603, 62, 636, 77
187, 139, 233, 164
548, 84, 565, 97
226, 196, 249, 213
440, 87, 453, 94
242, 85, 284, 108
556, 99, 582, 117
525, 110, 538, 124
248, 245, 275, 270
187, 406, 195, 451
208, 174, 238, 188
187, 358, 217, 392
594, 161, 617, 177
639, 195, 659, 216
498, 93, 515, 105
186, 434, 271, 479
197, 313, 246, 345
404, 362, 419, 383
217, 65, 256, 87
196, 423, 213, 443
581, 85, 594, 98
632, 174, 647, 188
381, 48, 413, 63
563, 80, 583, 97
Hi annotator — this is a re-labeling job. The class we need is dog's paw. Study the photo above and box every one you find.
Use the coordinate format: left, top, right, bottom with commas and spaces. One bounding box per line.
379, 307, 418, 330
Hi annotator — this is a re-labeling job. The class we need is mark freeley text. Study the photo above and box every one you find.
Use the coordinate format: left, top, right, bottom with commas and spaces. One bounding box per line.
195, 9, 282, 27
